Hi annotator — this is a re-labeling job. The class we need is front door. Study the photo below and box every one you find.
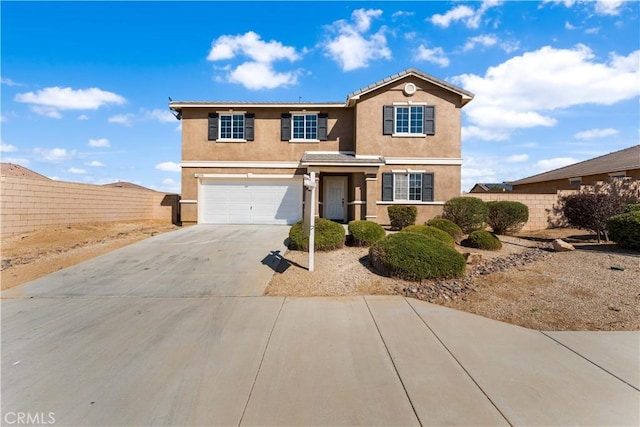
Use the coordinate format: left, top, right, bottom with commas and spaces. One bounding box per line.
324, 176, 347, 222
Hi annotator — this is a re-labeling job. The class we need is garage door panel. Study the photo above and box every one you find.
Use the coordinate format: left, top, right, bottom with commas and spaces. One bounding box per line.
200, 179, 302, 225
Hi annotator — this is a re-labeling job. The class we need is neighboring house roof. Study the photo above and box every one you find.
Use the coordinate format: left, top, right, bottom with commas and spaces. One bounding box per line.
169, 68, 475, 111
347, 68, 474, 106
469, 183, 512, 192
508, 145, 640, 186
102, 181, 157, 191
0, 162, 51, 180
301, 152, 384, 167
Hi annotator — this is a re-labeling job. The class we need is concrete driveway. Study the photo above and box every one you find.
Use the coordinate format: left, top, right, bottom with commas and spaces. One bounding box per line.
2, 225, 639, 426
2, 225, 291, 298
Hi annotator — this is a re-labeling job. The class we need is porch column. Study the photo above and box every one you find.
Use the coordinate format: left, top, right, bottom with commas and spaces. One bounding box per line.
365, 173, 378, 221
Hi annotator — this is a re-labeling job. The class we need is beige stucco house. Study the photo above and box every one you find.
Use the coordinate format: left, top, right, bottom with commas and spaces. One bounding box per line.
170, 68, 474, 226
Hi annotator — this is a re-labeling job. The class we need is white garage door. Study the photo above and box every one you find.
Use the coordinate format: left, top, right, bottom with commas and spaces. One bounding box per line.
199, 179, 303, 225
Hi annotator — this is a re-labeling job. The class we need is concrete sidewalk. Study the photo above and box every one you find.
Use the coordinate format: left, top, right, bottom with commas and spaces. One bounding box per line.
2, 294, 638, 426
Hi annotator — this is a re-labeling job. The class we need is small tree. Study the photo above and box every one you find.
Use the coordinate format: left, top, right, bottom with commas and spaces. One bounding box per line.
559, 193, 624, 242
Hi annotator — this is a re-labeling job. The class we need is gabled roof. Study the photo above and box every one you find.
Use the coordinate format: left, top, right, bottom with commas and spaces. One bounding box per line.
508, 145, 640, 186
346, 68, 474, 106
0, 162, 51, 180
102, 181, 157, 191
470, 183, 512, 192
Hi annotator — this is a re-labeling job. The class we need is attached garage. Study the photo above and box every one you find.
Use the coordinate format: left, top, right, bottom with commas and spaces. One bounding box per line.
198, 178, 303, 225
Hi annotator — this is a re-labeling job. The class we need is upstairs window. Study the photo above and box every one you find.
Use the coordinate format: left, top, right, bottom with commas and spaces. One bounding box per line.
281, 113, 328, 142
383, 104, 435, 136
293, 114, 317, 140
208, 113, 254, 142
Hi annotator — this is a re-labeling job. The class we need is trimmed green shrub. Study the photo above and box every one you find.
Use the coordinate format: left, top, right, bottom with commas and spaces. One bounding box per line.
442, 197, 488, 233
401, 225, 455, 248
388, 205, 417, 230
426, 218, 464, 241
607, 211, 640, 251
461, 230, 502, 251
369, 233, 466, 281
623, 204, 640, 213
288, 218, 345, 251
348, 220, 386, 247
487, 201, 529, 235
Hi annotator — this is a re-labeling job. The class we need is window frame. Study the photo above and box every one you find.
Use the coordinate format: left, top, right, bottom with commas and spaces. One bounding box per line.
291, 113, 319, 142
394, 105, 424, 136
393, 172, 423, 201
218, 112, 246, 141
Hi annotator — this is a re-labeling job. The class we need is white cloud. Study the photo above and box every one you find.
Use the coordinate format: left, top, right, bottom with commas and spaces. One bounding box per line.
207, 31, 302, 90
1, 77, 21, 86
145, 109, 176, 123
207, 31, 300, 63
453, 45, 640, 140
462, 126, 510, 142
77, 114, 89, 120
33, 147, 75, 163
323, 9, 392, 71
392, 11, 414, 19
85, 160, 105, 167
534, 157, 578, 172
506, 154, 529, 163
565, 21, 577, 30
1, 143, 18, 153
0, 115, 7, 122
228, 62, 300, 90
3, 157, 30, 166
463, 34, 498, 51
585, 27, 601, 35
574, 128, 619, 140
158, 177, 180, 193
500, 40, 520, 54
155, 161, 181, 173
88, 138, 111, 148
108, 113, 135, 126
430, 1, 502, 29
15, 86, 126, 118
67, 167, 87, 174
415, 45, 450, 67
595, 0, 625, 16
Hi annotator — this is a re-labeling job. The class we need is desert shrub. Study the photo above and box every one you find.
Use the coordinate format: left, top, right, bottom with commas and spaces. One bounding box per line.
401, 225, 455, 247
369, 233, 466, 281
426, 218, 464, 241
607, 211, 640, 251
623, 204, 640, 213
388, 205, 417, 230
461, 230, 502, 251
288, 218, 345, 251
487, 201, 529, 235
442, 197, 488, 233
348, 220, 386, 247
559, 193, 624, 242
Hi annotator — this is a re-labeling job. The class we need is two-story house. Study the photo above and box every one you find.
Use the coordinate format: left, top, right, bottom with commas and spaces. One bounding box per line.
170, 68, 474, 226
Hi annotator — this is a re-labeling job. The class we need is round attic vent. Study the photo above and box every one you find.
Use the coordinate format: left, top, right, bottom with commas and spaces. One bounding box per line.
403, 82, 417, 96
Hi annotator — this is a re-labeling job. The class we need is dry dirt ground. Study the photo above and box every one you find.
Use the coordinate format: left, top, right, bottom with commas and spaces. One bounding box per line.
1, 220, 179, 290
265, 228, 640, 331
2, 223, 638, 331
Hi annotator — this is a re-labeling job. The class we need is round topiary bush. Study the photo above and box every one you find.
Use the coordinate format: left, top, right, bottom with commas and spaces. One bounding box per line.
442, 197, 488, 233
369, 233, 466, 281
461, 230, 502, 251
288, 218, 345, 251
401, 225, 455, 248
607, 210, 640, 251
387, 205, 417, 230
348, 220, 386, 247
487, 201, 529, 235
426, 218, 464, 241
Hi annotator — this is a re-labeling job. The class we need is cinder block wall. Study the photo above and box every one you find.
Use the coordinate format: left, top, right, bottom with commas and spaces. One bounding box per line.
1, 176, 175, 236
464, 191, 575, 232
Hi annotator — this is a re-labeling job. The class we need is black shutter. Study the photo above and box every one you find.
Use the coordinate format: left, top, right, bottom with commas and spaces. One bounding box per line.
383, 105, 394, 135
245, 113, 254, 141
281, 113, 291, 141
208, 113, 218, 141
382, 173, 394, 201
424, 105, 435, 136
318, 113, 328, 141
422, 173, 434, 202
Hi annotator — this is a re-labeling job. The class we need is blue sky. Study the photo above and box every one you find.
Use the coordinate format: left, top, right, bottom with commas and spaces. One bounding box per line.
1, 0, 638, 193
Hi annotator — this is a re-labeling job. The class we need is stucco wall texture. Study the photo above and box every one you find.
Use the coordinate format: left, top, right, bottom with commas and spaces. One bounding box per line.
1, 176, 174, 236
